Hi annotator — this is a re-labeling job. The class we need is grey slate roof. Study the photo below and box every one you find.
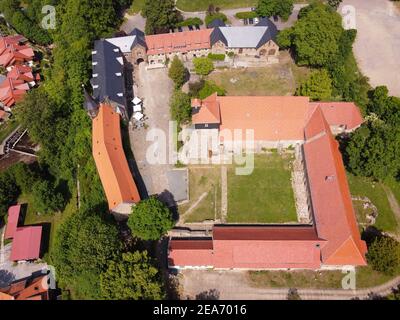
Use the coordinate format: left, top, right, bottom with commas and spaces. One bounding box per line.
91, 40, 126, 107
207, 19, 226, 28
210, 19, 278, 49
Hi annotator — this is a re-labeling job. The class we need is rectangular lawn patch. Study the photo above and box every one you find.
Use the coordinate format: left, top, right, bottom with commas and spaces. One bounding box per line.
227, 153, 297, 223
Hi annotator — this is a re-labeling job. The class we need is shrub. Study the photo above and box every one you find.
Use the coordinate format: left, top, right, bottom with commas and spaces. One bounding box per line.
168, 56, 187, 89
367, 236, 400, 276
207, 53, 225, 61
235, 11, 258, 20
193, 57, 214, 76
198, 81, 226, 99
296, 69, 333, 101
205, 12, 228, 26
170, 90, 192, 125
177, 17, 203, 27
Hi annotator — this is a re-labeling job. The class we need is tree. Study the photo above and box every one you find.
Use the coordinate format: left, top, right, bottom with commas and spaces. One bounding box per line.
52, 211, 122, 299
296, 70, 332, 101
278, 2, 343, 67
0, 171, 19, 219
193, 57, 214, 76
205, 12, 228, 26
100, 251, 165, 300
31, 179, 64, 213
170, 90, 192, 125
143, 0, 179, 34
367, 86, 400, 126
328, 0, 343, 10
345, 119, 400, 181
168, 56, 187, 89
198, 80, 226, 99
366, 236, 400, 276
256, 0, 294, 21
127, 196, 174, 241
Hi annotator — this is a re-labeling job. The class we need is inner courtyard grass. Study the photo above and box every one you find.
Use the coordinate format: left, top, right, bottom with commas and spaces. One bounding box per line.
347, 173, 398, 233
227, 152, 297, 223
176, 0, 257, 11
179, 166, 221, 223
207, 53, 311, 96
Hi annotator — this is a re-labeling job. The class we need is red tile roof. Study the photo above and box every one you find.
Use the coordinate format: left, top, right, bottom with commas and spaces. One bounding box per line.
145, 29, 213, 55
303, 109, 367, 265
0, 43, 34, 68
0, 275, 49, 300
168, 239, 214, 267
92, 103, 141, 210
7, 65, 35, 82
4, 205, 21, 240
10, 226, 42, 261
192, 93, 221, 124
0, 78, 29, 108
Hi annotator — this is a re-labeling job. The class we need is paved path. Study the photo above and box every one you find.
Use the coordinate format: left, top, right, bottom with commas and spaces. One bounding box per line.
120, 12, 146, 34
340, 0, 400, 96
181, 269, 400, 300
220, 166, 227, 223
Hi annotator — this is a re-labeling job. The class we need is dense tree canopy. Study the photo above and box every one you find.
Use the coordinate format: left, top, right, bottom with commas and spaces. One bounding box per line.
345, 118, 400, 181
367, 236, 400, 276
296, 69, 332, 101
277, 2, 343, 67
143, 0, 180, 34
0, 171, 19, 219
256, 0, 294, 21
51, 211, 122, 299
170, 90, 192, 125
366, 86, 400, 126
168, 56, 187, 89
100, 251, 165, 300
128, 197, 174, 241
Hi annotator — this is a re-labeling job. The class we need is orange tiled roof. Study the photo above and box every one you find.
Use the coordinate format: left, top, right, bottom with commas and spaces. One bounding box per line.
217, 95, 311, 141
303, 107, 367, 265
0, 275, 49, 300
145, 29, 213, 55
7, 65, 35, 82
0, 43, 34, 68
92, 103, 141, 210
0, 78, 29, 108
192, 93, 221, 124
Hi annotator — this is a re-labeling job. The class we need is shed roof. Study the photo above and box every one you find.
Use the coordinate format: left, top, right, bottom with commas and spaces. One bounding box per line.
4, 205, 21, 239
10, 226, 42, 261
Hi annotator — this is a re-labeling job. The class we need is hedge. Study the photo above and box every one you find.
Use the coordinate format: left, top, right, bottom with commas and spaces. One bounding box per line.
235, 11, 258, 20
177, 17, 203, 27
207, 53, 225, 61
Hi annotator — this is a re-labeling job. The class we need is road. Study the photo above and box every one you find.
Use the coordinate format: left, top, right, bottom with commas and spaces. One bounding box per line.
180, 269, 400, 300
340, 0, 400, 96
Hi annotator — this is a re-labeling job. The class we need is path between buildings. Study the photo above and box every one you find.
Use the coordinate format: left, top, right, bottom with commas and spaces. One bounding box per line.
220, 166, 227, 223
181, 270, 400, 300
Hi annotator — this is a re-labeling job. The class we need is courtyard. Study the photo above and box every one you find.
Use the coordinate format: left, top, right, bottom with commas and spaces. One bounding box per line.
178, 151, 298, 224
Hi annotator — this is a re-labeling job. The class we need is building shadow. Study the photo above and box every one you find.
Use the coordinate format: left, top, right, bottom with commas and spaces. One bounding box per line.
361, 225, 383, 247
158, 189, 178, 221
0, 270, 15, 288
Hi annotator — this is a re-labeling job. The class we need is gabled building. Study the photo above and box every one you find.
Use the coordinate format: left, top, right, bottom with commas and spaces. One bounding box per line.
91, 39, 128, 119
7, 64, 38, 85
168, 94, 367, 270
0, 35, 34, 69
0, 275, 50, 300
0, 78, 30, 110
83, 90, 141, 219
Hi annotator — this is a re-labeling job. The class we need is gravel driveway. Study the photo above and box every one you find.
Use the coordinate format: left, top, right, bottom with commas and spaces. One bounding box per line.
340, 0, 400, 96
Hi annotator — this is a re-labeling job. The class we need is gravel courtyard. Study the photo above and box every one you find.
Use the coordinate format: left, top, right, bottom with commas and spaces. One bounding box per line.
340, 0, 400, 96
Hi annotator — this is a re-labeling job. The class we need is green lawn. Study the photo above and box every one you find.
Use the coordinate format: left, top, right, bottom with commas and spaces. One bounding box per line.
179, 167, 221, 223
19, 192, 77, 261
207, 53, 311, 96
347, 173, 398, 233
247, 265, 397, 289
227, 153, 297, 223
127, 0, 146, 14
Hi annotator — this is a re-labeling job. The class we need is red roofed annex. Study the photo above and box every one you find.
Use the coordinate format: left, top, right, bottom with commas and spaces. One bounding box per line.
168, 94, 367, 270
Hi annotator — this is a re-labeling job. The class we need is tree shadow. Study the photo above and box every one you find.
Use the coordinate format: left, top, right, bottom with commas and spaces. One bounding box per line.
195, 289, 220, 300
361, 225, 383, 247
158, 189, 179, 221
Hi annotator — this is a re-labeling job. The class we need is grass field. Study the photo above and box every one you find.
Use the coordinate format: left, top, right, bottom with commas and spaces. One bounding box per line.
19, 192, 77, 261
227, 153, 297, 223
179, 167, 221, 223
127, 0, 145, 14
207, 55, 310, 96
347, 173, 399, 233
176, 0, 257, 11
247, 265, 396, 289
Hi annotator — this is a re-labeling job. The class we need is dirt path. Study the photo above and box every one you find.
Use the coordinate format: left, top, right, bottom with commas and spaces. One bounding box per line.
220, 166, 227, 223
180, 269, 400, 300
383, 186, 400, 234
340, 0, 400, 96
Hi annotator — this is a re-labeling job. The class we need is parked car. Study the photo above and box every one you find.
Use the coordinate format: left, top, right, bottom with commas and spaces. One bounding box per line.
178, 26, 183, 32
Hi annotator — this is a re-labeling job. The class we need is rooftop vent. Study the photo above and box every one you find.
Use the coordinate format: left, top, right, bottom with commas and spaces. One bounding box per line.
117, 93, 123, 97
325, 175, 335, 182
115, 72, 122, 77
91, 50, 97, 55
93, 73, 98, 78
